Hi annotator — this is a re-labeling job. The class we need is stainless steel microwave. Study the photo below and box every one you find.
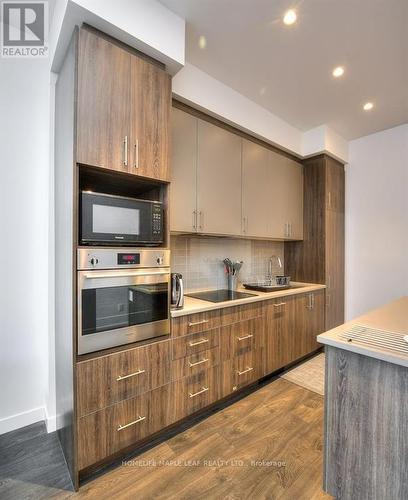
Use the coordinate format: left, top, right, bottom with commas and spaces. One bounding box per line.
80, 191, 163, 246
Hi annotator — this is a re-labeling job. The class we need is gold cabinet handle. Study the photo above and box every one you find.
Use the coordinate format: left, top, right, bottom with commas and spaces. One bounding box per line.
273, 302, 286, 308
189, 386, 209, 398
117, 415, 146, 431
237, 366, 254, 376
188, 319, 209, 327
189, 358, 209, 367
237, 334, 253, 341
188, 338, 209, 347
116, 369, 145, 381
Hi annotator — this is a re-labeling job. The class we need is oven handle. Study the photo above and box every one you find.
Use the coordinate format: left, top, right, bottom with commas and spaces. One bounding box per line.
83, 270, 170, 279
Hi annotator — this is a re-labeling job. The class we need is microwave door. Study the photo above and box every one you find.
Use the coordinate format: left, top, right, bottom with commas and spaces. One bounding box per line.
78, 269, 170, 355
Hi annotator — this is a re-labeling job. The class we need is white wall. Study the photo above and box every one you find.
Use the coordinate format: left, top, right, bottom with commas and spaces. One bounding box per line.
345, 124, 408, 320
0, 57, 52, 433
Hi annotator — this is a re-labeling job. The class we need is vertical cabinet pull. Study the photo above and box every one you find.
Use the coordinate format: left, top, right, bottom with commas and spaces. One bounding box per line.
198, 211, 204, 231
123, 135, 128, 166
192, 210, 197, 230
242, 216, 248, 234
134, 139, 139, 169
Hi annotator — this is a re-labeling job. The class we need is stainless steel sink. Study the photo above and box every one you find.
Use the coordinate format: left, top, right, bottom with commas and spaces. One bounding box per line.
243, 282, 303, 293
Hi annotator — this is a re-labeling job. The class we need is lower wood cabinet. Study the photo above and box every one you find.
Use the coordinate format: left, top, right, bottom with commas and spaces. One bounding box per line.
78, 384, 171, 470
77, 340, 171, 417
172, 366, 220, 421
76, 292, 324, 473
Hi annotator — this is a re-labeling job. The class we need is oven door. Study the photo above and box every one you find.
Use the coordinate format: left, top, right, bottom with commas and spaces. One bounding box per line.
78, 268, 170, 355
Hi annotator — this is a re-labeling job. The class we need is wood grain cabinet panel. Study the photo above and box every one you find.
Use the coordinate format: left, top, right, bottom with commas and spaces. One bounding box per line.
76, 28, 131, 172
130, 54, 171, 181
172, 328, 220, 359
294, 291, 325, 360
171, 347, 220, 381
172, 367, 219, 421
78, 385, 171, 470
172, 310, 221, 337
220, 350, 262, 398
77, 340, 171, 417
219, 318, 264, 360
220, 301, 263, 326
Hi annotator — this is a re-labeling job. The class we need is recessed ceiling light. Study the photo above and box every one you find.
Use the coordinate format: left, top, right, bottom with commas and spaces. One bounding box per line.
283, 9, 297, 25
332, 66, 345, 78
363, 102, 374, 111
198, 35, 207, 49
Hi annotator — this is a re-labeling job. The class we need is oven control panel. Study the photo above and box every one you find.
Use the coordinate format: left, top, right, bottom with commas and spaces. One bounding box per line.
78, 248, 170, 270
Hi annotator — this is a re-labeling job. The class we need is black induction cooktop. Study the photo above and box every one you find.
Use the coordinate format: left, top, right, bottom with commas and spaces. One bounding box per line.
186, 289, 256, 303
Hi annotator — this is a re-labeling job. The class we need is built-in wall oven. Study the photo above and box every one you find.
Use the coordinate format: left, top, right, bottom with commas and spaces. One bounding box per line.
77, 248, 170, 355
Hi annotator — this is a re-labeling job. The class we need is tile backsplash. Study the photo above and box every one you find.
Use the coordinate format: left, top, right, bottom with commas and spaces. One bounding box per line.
170, 235, 285, 292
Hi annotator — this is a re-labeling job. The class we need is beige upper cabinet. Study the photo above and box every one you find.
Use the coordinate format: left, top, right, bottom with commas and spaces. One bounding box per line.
196, 120, 242, 236
269, 151, 304, 239
170, 108, 198, 233
242, 140, 273, 238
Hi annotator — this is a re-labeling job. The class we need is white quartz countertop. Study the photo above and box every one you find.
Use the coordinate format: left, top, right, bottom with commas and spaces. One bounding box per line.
317, 297, 408, 367
170, 282, 326, 317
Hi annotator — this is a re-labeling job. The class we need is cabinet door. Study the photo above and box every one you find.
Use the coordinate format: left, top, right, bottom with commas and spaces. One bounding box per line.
130, 55, 171, 181
242, 140, 273, 238
264, 297, 296, 374
326, 210, 345, 329
197, 120, 242, 235
77, 28, 131, 172
294, 292, 324, 360
170, 108, 198, 232
326, 157, 345, 213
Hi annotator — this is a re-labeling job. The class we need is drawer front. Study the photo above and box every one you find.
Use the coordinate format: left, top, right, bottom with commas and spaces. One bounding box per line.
220, 317, 264, 360
220, 351, 261, 398
221, 301, 263, 326
172, 328, 220, 359
171, 347, 220, 381
172, 367, 219, 421
172, 310, 221, 337
78, 384, 171, 470
77, 340, 171, 417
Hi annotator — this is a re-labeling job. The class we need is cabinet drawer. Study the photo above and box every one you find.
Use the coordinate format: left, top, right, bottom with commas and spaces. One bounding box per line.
220, 351, 262, 398
78, 384, 171, 470
172, 347, 220, 381
77, 340, 171, 417
172, 328, 220, 359
172, 367, 219, 421
220, 318, 264, 360
221, 301, 263, 326
172, 310, 221, 337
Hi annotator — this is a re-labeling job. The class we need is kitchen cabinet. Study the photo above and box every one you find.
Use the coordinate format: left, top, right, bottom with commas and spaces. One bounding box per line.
285, 155, 345, 330
170, 108, 198, 232
171, 107, 303, 239
264, 291, 324, 375
77, 28, 131, 173
196, 120, 242, 235
76, 27, 171, 181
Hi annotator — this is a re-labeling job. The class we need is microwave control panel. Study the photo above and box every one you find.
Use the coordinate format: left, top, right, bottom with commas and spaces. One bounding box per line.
152, 204, 163, 238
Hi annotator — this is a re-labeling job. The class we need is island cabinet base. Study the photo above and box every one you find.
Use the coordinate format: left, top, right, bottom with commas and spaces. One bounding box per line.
324, 346, 408, 500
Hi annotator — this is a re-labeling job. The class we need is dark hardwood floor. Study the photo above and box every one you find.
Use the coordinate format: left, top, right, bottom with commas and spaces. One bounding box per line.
0, 379, 331, 500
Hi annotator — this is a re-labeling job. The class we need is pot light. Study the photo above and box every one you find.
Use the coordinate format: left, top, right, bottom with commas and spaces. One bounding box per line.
332, 66, 345, 78
283, 9, 297, 25
363, 102, 374, 111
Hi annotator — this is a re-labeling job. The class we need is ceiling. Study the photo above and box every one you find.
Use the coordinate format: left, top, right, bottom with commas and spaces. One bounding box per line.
160, 0, 408, 140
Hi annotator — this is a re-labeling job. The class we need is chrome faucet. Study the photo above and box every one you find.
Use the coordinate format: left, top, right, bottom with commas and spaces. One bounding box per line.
267, 255, 283, 282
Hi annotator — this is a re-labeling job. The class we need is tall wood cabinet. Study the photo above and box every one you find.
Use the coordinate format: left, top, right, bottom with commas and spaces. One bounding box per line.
284, 155, 345, 330
76, 26, 171, 181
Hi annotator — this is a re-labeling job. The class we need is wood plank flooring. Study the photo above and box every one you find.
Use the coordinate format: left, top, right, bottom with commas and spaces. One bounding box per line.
0, 379, 331, 500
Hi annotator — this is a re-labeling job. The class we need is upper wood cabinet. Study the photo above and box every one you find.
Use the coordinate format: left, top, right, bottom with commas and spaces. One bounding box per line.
242, 140, 303, 240
196, 120, 242, 235
77, 28, 131, 173
76, 27, 171, 181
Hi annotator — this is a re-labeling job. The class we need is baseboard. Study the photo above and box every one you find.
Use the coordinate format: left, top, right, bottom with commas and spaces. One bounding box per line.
0, 407, 45, 435
45, 408, 57, 433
